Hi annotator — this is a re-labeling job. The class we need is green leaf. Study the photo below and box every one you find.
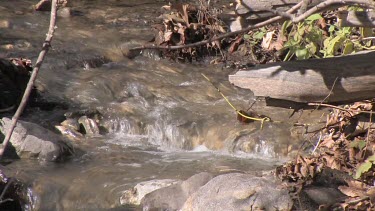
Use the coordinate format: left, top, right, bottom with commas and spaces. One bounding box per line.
252, 31, 265, 40
281, 20, 292, 34
367, 155, 375, 162
328, 25, 335, 33
354, 161, 373, 179
306, 43, 317, 55
295, 48, 309, 60
349, 140, 366, 150
343, 41, 354, 55
306, 14, 323, 22
244, 34, 251, 40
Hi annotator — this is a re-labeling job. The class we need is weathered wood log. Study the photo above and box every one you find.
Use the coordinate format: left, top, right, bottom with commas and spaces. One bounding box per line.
229, 51, 375, 103
338, 10, 375, 27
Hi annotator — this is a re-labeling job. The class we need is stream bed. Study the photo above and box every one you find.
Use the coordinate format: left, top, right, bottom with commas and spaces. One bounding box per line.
0, 1, 326, 210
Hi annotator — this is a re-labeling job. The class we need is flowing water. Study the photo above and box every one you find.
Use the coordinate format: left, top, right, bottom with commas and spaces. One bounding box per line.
0, 1, 326, 210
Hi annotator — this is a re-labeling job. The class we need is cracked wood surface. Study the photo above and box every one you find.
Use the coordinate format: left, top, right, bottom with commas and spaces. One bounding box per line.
229, 51, 375, 103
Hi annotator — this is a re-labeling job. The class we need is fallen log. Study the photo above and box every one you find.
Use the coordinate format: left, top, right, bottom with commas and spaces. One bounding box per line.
228, 51, 375, 103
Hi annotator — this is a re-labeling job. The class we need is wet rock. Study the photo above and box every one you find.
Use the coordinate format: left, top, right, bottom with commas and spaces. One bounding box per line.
303, 186, 346, 208
0, 171, 33, 210
55, 125, 84, 142
78, 116, 100, 137
293, 168, 350, 210
56, 110, 105, 140
64, 55, 110, 70
57, 7, 71, 18
0, 117, 74, 162
120, 179, 180, 206
181, 173, 293, 211
141, 172, 213, 211
0, 58, 31, 111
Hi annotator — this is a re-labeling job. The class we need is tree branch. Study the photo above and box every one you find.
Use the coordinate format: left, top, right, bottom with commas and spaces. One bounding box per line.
131, 0, 375, 51
0, 0, 58, 159
291, 0, 375, 23
131, 2, 303, 51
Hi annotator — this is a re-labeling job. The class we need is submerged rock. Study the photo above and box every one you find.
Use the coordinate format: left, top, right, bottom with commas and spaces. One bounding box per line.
141, 172, 213, 211
137, 172, 292, 211
0, 117, 73, 162
120, 179, 180, 206
181, 173, 293, 211
0, 170, 34, 210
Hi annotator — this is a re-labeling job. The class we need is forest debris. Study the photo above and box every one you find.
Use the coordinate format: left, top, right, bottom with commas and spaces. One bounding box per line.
149, 1, 228, 61
277, 99, 375, 209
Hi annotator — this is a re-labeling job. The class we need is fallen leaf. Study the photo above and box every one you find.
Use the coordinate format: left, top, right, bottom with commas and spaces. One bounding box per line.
338, 185, 366, 197
354, 161, 373, 179
261, 31, 275, 50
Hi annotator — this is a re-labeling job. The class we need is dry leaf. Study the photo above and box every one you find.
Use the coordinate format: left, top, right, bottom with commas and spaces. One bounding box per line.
261, 31, 275, 50
338, 185, 366, 197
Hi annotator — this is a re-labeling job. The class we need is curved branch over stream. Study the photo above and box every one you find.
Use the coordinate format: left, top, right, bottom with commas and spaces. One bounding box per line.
0, 0, 58, 158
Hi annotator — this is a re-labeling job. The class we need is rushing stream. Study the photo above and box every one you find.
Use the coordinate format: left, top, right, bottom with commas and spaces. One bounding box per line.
0, 1, 326, 210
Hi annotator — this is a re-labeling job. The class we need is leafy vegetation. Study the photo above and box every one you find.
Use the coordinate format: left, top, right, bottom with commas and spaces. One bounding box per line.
245, 11, 375, 62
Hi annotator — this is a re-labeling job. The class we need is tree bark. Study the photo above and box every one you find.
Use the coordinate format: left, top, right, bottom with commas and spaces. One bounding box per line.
228, 51, 375, 103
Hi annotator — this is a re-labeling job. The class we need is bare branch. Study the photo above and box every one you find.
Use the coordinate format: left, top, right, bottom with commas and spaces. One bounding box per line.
131, 0, 375, 51
0, 0, 58, 159
291, 0, 375, 23
131, 1, 303, 51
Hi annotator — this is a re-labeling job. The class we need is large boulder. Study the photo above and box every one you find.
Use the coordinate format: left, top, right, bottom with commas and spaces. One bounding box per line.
0, 117, 73, 161
141, 172, 213, 210
120, 179, 180, 206
181, 173, 293, 211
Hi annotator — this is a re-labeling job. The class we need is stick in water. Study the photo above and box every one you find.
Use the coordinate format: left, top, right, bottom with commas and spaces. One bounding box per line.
0, 0, 58, 159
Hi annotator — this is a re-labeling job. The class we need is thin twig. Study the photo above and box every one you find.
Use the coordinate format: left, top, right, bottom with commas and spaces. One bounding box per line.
0, 178, 14, 204
308, 103, 375, 114
0, 0, 58, 159
316, 77, 338, 109
312, 131, 323, 155
0, 105, 15, 113
291, 0, 375, 23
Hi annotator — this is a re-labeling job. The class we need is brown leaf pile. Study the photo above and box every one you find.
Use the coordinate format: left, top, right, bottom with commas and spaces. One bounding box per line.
276, 100, 375, 210
152, 1, 227, 61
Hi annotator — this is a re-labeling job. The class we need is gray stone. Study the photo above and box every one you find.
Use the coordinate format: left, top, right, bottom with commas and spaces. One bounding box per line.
304, 186, 346, 205
120, 179, 180, 206
141, 172, 213, 211
0, 117, 73, 161
181, 173, 293, 211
